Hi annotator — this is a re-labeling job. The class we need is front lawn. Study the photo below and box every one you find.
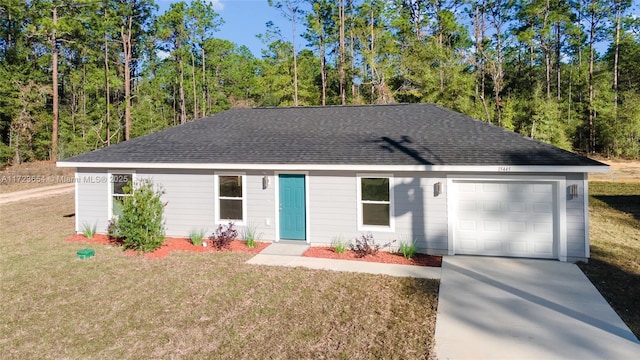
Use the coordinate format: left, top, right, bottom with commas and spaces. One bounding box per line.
579, 182, 640, 338
0, 194, 439, 359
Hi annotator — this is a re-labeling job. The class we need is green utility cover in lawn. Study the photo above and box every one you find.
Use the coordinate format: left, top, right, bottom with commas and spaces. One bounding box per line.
77, 248, 95, 259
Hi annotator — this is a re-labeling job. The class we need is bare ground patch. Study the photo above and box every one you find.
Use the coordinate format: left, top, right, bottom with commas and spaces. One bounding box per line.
589, 158, 640, 183
0, 161, 74, 193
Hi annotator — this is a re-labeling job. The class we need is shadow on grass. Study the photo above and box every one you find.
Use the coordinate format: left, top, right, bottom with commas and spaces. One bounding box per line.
593, 195, 640, 221
578, 257, 640, 339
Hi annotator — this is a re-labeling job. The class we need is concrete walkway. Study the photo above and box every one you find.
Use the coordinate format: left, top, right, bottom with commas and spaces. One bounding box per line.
434, 256, 640, 359
247, 242, 441, 279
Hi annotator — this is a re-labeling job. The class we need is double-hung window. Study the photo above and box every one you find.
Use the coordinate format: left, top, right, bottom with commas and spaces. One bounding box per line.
110, 172, 133, 218
358, 175, 394, 230
216, 174, 245, 223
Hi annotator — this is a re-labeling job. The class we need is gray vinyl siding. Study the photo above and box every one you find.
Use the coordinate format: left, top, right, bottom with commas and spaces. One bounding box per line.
307, 171, 448, 254
76, 168, 109, 233
245, 171, 276, 241
565, 173, 586, 257
137, 170, 214, 237
308, 172, 358, 243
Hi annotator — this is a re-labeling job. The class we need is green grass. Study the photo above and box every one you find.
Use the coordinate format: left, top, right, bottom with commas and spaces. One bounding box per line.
579, 182, 640, 338
0, 194, 439, 359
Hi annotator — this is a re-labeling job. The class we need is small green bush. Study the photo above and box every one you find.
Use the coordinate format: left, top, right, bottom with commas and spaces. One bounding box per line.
331, 236, 348, 254
399, 241, 417, 259
81, 222, 97, 239
111, 179, 166, 252
189, 229, 206, 246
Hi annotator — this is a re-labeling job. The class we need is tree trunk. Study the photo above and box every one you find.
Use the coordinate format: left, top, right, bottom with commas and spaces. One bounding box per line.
370, 7, 375, 103
588, 1, 596, 153
191, 51, 197, 118
556, 20, 561, 101
543, 0, 551, 99
338, 0, 346, 105
613, 4, 620, 114
202, 46, 207, 116
179, 55, 187, 124
104, 7, 111, 147
291, 4, 298, 106
51, 5, 59, 160
349, 0, 356, 99
319, 21, 326, 106
121, 15, 133, 141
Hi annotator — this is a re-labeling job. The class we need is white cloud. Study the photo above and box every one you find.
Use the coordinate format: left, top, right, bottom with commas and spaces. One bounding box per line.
208, 0, 224, 11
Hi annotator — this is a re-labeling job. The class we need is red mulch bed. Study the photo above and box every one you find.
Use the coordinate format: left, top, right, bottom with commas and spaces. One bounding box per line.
303, 246, 442, 267
65, 234, 270, 259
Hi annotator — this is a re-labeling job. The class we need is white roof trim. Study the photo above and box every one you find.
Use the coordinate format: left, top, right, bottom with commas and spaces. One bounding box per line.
57, 161, 609, 173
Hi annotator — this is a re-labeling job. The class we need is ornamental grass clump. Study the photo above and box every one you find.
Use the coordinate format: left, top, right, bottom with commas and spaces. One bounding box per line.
241, 222, 259, 248
81, 222, 97, 239
331, 236, 349, 254
399, 240, 418, 259
111, 179, 166, 252
189, 228, 206, 246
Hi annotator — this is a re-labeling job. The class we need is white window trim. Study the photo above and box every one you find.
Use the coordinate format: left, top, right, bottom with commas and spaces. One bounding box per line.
356, 173, 395, 232
107, 170, 136, 220
214, 172, 247, 225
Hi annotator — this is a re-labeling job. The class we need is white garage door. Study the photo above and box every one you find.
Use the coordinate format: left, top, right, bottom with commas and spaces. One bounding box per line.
454, 181, 556, 258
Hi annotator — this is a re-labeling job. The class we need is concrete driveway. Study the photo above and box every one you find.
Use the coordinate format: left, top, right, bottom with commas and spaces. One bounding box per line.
434, 256, 640, 359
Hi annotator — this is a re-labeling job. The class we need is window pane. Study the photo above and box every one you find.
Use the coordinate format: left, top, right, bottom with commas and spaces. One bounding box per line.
220, 199, 243, 220
363, 203, 390, 226
361, 178, 389, 201
113, 196, 125, 217
113, 173, 132, 195
220, 176, 242, 198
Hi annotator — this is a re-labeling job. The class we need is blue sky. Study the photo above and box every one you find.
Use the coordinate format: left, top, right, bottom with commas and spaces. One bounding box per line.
156, 0, 309, 57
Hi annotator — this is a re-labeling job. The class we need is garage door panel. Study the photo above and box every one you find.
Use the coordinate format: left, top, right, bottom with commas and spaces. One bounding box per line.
508, 221, 527, 232
455, 181, 556, 259
483, 220, 501, 232
508, 201, 527, 212
534, 202, 553, 213
482, 201, 502, 212
481, 183, 500, 192
459, 220, 477, 231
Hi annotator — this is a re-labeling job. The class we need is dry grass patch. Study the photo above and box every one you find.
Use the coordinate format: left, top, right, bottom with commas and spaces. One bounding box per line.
0, 194, 439, 359
579, 182, 640, 338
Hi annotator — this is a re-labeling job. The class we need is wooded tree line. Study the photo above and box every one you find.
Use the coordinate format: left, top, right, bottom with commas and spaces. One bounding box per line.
1, 0, 639, 165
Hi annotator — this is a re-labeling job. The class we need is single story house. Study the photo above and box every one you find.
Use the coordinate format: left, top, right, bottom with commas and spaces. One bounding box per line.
57, 103, 608, 262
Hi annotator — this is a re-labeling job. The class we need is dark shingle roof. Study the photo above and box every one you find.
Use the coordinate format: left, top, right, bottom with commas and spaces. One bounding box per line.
61, 103, 604, 167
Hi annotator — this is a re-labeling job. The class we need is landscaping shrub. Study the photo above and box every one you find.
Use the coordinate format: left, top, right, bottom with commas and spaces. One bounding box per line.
209, 222, 238, 250
111, 179, 166, 252
350, 233, 394, 258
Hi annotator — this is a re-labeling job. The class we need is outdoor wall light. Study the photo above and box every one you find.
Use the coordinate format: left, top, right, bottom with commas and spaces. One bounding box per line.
568, 184, 579, 199
434, 182, 443, 196
262, 176, 270, 190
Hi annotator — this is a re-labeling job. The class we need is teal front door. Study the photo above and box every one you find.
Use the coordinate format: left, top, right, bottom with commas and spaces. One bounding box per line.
279, 174, 306, 240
